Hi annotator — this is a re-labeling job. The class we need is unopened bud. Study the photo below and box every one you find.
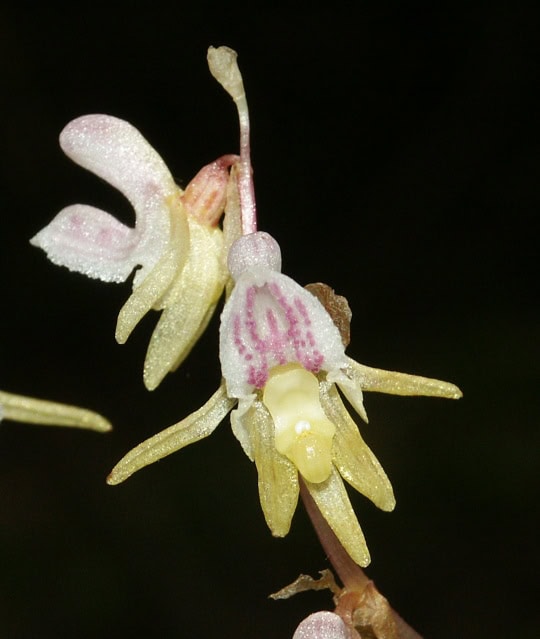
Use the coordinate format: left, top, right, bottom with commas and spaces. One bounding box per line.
182, 155, 238, 226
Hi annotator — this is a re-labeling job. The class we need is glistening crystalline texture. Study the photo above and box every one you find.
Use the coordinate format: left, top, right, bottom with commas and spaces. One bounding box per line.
31, 114, 230, 390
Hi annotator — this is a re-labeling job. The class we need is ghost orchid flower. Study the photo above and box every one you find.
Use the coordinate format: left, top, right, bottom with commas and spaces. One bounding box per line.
31, 114, 232, 390
0, 389, 111, 432
107, 231, 461, 567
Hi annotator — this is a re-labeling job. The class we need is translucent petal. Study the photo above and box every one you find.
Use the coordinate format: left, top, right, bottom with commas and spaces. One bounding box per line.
30, 204, 138, 283
320, 382, 395, 512
230, 395, 257, 460
107, 383, 235, 485
0, 390, 111, 432
220, 268, 346, 398
59, 114, 178, 284
345, 356, 463, 399
304, 466, 371, 567
143, 219, 226, 390
328, 369, 369, 423
115, 199, 189, 344
241, 398, 299, 537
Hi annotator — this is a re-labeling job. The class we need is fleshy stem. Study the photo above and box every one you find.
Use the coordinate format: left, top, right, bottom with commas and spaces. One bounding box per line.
207, 46, 257, 235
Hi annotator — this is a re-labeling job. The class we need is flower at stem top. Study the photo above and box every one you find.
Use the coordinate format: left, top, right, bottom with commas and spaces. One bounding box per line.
0, 389, 111, 432
31, 114, 233, 390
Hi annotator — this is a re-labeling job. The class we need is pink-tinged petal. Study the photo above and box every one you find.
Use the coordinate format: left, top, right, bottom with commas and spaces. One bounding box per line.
293, 612, 351, 639
60, 114, 178, 283
220, 268, 346, 398
30, 204, 138, 283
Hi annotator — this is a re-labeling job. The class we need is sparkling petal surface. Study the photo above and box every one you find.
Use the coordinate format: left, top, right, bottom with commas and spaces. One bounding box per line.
345, 356, 463, 399
0, 390, 111, 432
143, 219, 226, 390
30, 204, 138, 283
107, 383, 235, 485
320, 381, 395, 512
240, 398, 299, 537
293, 612, 350, 639
59, 114, 178, 284
305, 466, 371, 567
220, 268, 346, 398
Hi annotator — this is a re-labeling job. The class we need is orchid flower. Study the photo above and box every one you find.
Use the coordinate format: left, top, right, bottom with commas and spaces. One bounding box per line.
31, 115, 232, 390
0, 389, 110, 432
105, 46, 462, 568
107, 231, 461, 566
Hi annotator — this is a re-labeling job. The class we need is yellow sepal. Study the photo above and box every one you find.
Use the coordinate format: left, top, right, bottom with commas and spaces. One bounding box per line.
319, 381, 395, 512
0, 390, 111, 432
304, 466, 371, 567
107, 382, 235, 485
143, 217, 227, 390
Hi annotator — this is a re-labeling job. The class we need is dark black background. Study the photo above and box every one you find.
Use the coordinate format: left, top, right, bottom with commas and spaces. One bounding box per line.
1, 3, 538, 638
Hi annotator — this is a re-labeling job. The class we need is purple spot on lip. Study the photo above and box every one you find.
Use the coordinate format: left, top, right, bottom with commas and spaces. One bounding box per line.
230, 278, 328, 389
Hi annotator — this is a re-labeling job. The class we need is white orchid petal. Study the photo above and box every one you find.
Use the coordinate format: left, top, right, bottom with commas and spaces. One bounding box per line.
60, 114, 178, 281
30, 204, 138, 283
220, 268, 346, 398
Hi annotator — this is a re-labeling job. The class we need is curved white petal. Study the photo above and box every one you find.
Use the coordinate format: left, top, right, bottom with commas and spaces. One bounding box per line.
30, 204, 138, 283
220, 267, 346, 398
60, 114, 178, 283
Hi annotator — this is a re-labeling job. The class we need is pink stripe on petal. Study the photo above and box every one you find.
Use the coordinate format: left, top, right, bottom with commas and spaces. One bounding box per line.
220, 268, 346, 397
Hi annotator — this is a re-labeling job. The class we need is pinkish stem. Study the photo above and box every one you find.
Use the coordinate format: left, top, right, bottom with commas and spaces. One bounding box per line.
235, 94, 257, 235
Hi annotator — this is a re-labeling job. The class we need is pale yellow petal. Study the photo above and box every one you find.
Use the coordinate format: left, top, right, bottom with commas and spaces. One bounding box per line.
304, 466, 371, 567
345, 356, 463, 399
115, 197, 189, 344
243, 399, 299, 537
0, 390, 111, 432
107, 382, 235, 485
143, 220, 227, 390
320, 382, 395, 512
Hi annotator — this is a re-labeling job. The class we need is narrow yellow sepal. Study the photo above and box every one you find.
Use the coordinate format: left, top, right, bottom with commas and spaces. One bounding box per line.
115, 195, 189, 345
346, 356, 463, 399
143, 218, 227, 390
107, 382, 235, 485
319, 381, 395, 512
304, 466, 371, 567
240, 398, 299, 537
0, 390, 111, 432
